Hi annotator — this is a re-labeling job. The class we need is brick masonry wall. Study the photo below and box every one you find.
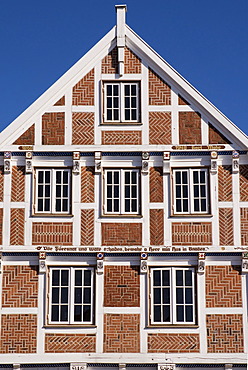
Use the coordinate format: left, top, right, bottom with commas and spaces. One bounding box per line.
124, 47, 141, 74
32, 222, 73, 245
103, 314, 140, 353
11, 165, 25, 202
81, 166, 95, 203
42, 112, 65, 145
102, 223, 142, 246
147, 333, 200, 353
72, 69, 94, 105
219, 208, 234, 245
150, 167, 163, 203
0, 166, 4, 202
206, 265, 242, 307
206, 314, 244, 353
102, 47, 118, 74
0, 208, 3, 245
2, 265, 38, 307
81, 209, 94, 245
149, 112, 171, 145
72, 112, 94, 145
178, 95, 190, 105
208, 123, 230, 144
102, 131, 142, 145
240, 165, 248, 201
0, 314, 37, 353
149, 68, 171, 105
150, 209, 164, 246
218, 165, 232, 202
10, 208, 25, 245
172, 222, 212, 245
54, 96, 65, 106
240, 208, 248, 245
13, 124, 35, 145
179, 111, 201, 144
104, 265, 140, 307
45, 333, 96, 353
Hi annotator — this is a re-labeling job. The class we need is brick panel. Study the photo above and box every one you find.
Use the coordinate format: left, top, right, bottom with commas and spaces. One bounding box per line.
45, 333, 96, 353
104, 266, 140, 307
102, 131, 142, 145
81, 209, 94, 245
149, 112, 171, 145
0, 209, 3, 245
150, 209, 164, 245
172, 222, 212, 245
206, 265, 242, 307
11, 165, 25, 202
13, 124, 35, 145
149, 68, 171, 105
104, 314, 140, 353
0, 314, 37, 353
102, 223, 142, 246
42, 112, 65, 145
2, 265, 38, 307
218, 165, 232, 202
72, 69, 94, 105
178, 95, 190, 105
81, 166, 95, 203
219, 208, 234, 245
150, 167, 163, 202
72, 112, 94, 145
179, 111, 201, 144
240, 208, 248, 245
240, 165, 248, 201
124, 47, 141, 74
32, 222, 72, 245
148, 333, 200, 353
102, 47, 118, 74
54, 96, 65, 106
206, 314, 244, 353
10, 208, 25, 245
0, 166, 4, 202
208, 123, 230, 144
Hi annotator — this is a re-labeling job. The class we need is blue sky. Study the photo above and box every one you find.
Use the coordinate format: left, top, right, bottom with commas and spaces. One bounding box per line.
0, 0, 247, 135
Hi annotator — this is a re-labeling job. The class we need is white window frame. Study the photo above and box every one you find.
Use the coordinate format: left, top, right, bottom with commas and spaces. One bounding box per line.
173, 168, 209, 214
150, 267, 196, 325
48, 267, 94, 325
104, 82, 140, 123
104, 168, 140, 215
35, 168, 71, 214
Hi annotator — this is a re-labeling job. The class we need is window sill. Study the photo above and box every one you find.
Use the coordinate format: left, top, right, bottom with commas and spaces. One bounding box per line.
146, 324, 199, 328
101, 122, 143, 126
44, 324, 96, 328
101, 214, 143, 219
32, 213, 74, 218
171, 213, 213, 218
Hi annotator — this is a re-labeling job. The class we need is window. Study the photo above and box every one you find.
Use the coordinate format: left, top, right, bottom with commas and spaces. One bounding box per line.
173, 168, 209, 214
104, 82, 139, 122
104, 169, 140, 215
49, 267, 94, 325
35, 169, 71, 214
150, 267, 195, 325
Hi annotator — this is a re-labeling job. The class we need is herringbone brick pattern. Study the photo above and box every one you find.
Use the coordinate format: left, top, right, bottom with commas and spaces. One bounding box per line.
11, 166, 25, 202
240, 208, 248, 245
150, 167, 163, 202
150, 209, 164, 245
32, 222, 73, 245
102, 223, 142, 246
102, 130, 142, 145
10, 208, 25, 245
208, 123, 230, 144
206, 265, 242, 307
219, 208, 234, 245
149, 112, 171, 145
172, 222, 212, 245
81, 166, 95, 202
148, 334, 200, 353
45, 333, 96, 353
81, 209, 94, 245
104, 266, 140, 307
0, 208, 3, 245
54, 96, 65, 106
240, 165, 248, 201
104, 314, 140, 353
101, 47, 118, 74
13, 124, 35, 145
2, 265, 38, 307
0, 314, 37, 353
72, 69, 94, 105
179, 111, 201, 144
72, 112, 94, 145
206, 314, 244, 353
0, 166, 4, 202
218, 165, 232, 202
149, 68, 171, 105
42, 112, 65, 145
124, 47, 141, 74
178, 95, 190, 105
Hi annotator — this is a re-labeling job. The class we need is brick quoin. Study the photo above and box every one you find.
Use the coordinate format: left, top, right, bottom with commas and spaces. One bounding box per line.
179, 111, 201, 144
218, 165, 232, 202
148, 333, 200, 353
13, 124, 35, 145
150, 209, 164, 246
104, 265, 140, 307
240, 165, 248, 201
42, 112, 65, 145
208, 123, 230, 144
149, 167, 163, 203
11, 165, 25, 202
172, 222, 212, 245
149, 112, 171, 145
148, 68, 171, 105
102, 223, 142, 246
240, 208, 248, 245
10, 208, 25, 245
81, 166, 95, 203
32, 222, 73, 245
45, 334, 96, 353
72, 69, 94, 105
219, 208, 234, 245
72, 112, 94, 145
81, 209, 94, 245
102, 131, 142, 145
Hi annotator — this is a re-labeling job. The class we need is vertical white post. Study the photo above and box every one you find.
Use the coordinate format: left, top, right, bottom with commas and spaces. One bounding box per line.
115, 5, 127, 76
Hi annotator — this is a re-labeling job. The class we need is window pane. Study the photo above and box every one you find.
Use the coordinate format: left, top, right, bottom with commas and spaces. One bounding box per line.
75, 288, 82, 303
162, 305, 170, 322
60, 305, 68, 321
131, 84, 137, 95
38, 171, 43, 183
131, 171, 137, 183
154, 306, 161, 322
61, 287, 68, 303
52, 288, 59, 303
75, 270, 82, 286
83, 305, 91, 322
114, 199, 119, 212
113, 85, 119, 95
200, 170, 206, 183
125, 171, 130, 183
186, 305, 193, 322
125, 110, 130, 121
56, 185, 61, 197
62, 199, 68, 212
194, 199, 199, 212
38, 185, 43, 197
125, 97, 130, 108
45, 185, 50, 197
51, 305, 59, 321
183, 199, 188, 212
153, 270, 161, 286
154, 288, 161, 304
61, 270, 69, 286
201, 199, 207, 211
176, 185, 181, 198
125, 199, 130, 212
193, 171, 199, 183
176, 305, 184, 322
74, 305, 82, 322
162, 270, 170, 286
185, 270, 192, 286
107, 85, 112, 95
185, 288, 193, 304
84, 288, 91, 304
176, 288, 183, 304
176, 270, 183, 286
56, 199, 61, 212
52, 270, 59, 286
114, 172, 119, 184
176, 199, 181, 212
182, 171, 188, 184
124, 85, 130, 95
45, 171, 50, 183
131, 109, 137, 120
84, 270, 91, 286
131, 199, 137, 212
56, 171, 62, 183
38, 199, 43, 211
45, 199, 50, 211
162, 288, 170, 304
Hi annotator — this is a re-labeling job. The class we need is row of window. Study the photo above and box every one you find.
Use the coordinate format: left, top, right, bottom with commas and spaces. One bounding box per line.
48, 267, 195, 326
35, 168, 209, 216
